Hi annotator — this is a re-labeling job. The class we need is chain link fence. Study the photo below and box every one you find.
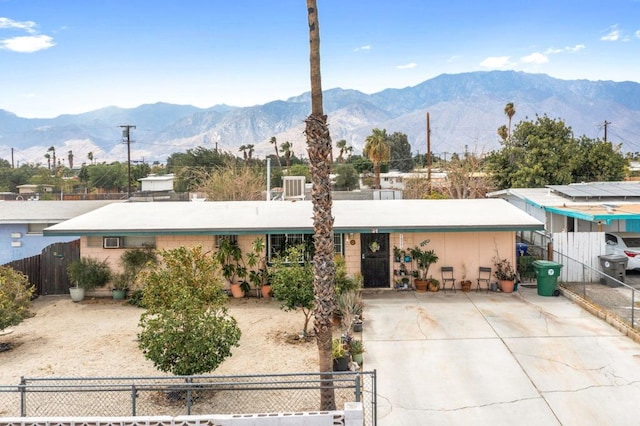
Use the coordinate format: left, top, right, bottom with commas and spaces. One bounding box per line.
553, 251, 639, 332
0, 371, 376, 425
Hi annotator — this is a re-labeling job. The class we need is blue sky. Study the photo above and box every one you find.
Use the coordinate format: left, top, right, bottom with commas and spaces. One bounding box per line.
1, 0, 639, 118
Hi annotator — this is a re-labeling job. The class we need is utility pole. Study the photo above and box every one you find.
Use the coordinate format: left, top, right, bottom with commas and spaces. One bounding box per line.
11, 147, 14, 168
426, 112, 431, 195
120, 125, 136, 198
603, 120, 611, 142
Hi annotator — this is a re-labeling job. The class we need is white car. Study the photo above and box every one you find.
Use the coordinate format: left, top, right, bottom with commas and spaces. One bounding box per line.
605, 232, 640, 270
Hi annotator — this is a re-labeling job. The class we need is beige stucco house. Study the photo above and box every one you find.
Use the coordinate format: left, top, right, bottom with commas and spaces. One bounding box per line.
44, 199, 543, 293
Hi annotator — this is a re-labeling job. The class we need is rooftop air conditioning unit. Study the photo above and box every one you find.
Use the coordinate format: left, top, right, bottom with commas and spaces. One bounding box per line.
103, 237, 121, 249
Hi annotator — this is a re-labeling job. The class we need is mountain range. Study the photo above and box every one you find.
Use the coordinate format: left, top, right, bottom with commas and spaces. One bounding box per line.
1, 70, 639, 167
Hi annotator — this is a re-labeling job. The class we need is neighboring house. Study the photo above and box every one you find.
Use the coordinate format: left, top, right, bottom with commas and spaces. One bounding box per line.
0, 200, 120, 264
45, 199, 543, 291
488, 182, 640, 236
359, 169, 447, 191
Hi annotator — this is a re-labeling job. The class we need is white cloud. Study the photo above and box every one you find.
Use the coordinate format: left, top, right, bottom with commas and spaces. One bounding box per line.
353, 45, 371, 52
636, 30, 640, 38
396, 62, 417, 69
601, 25, 621, 41
0, 17, 37, 33
521, 52, 548, 64
479, 56, 513, 68
1, 35, 55, 52
0, 16, 55, 53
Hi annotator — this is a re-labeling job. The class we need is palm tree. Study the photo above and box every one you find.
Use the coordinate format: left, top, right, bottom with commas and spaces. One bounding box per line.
280, 141, 292, 174
363, 128, 391, 189
504, 102, 516, 137
336, 139, 347, 163
306, 0, 336, 410
345, 145, 353, 160
44, 153, 51, 170
238, 145, 248, 162
246, 144, 254, 160
87, 151, 94, 164
270, 136, 282, 167
497, 125, 509, 142
68, 150, 74, 169
47, 146, 56, 172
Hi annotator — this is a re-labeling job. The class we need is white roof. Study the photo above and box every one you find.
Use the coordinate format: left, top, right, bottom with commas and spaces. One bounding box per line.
138, 174, 175, 182
44, 199, 543, 236
0, 200, 121, 224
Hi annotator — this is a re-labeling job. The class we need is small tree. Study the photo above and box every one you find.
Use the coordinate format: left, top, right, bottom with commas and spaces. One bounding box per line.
269, 245, 315, 336
138, 246, 241, 375
0, 266, 34, 349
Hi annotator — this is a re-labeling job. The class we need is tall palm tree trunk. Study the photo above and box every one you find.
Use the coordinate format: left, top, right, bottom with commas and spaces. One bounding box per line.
306, 0, 336, 411
374, 162, 381, 189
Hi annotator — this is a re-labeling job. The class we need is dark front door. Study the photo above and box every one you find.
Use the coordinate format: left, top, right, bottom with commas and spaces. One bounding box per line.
360, 233, 390, 288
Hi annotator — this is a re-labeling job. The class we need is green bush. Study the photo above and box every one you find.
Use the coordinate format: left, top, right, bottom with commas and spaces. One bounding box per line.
0, 266, 34, 333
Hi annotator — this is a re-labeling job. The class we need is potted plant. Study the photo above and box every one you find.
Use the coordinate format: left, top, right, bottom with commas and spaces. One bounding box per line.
215, 238, 248, 298
246, 237, 270, 298
427, 277, 440, 292
349, 339, 365, 365
409, 240, 439, 292
332, 338, 350, 371
460, 263, 472, 292
493, 256, 516, 293
111, 246, 157, 300
67, 257, 112, 302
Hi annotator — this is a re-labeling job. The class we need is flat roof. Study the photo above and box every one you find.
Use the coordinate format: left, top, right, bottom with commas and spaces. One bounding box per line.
44, 199, 544, 236
0, 200, 121, 224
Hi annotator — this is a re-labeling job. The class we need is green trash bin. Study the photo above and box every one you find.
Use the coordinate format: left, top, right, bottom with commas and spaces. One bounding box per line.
532, 260, 563, 296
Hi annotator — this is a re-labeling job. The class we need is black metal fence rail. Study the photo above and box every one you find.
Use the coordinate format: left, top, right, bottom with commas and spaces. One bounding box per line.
0, 371, 376, 426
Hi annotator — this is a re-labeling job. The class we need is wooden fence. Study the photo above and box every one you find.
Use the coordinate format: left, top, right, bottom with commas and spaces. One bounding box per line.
552, 232, 605, 282
2, 240, 79, 295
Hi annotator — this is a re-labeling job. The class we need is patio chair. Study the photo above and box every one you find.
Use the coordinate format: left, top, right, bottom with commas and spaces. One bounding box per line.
441, 266, 456, 293
477, 267, 492, 293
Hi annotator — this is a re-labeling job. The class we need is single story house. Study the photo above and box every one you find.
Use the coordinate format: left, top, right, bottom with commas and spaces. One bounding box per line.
0, 200, 120, 265
44, 199, 543, 292
138, 174, 175, 192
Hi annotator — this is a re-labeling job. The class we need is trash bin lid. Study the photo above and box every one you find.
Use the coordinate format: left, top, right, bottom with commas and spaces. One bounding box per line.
532, 260, 563, 267
598, 254, 628, 262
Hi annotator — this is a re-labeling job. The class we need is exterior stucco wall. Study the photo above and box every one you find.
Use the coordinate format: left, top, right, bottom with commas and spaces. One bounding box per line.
79, 230, 515, 293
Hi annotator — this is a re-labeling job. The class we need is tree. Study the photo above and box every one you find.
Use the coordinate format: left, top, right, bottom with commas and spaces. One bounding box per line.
47, 146, 56, 173
196, 159, 266, 200
336, 139, 347, 164
238, 145, 248, 161
306, 0, 336, 410
269, 245, 315, 336
166, 146, 238, 191
486, 114, 625, 189
334, 164, 359, 190
44, 153, 51, 170
87, 151, 94, 165
0, 266, 34, 349
504, 102, 516, 137
67, 150, 74, 169
387, 131, 413, 172
281, 141, 292, 174
443, 152, 493, 198
270, 136, 282, 167
497, 125, 508, 142
138, 246, 241, 376
246, 144, 255, 160
363, 128, 391, 189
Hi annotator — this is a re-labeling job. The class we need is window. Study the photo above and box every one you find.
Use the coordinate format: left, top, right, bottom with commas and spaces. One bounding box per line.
267, 233, 344, 261
27, 223, 55, 234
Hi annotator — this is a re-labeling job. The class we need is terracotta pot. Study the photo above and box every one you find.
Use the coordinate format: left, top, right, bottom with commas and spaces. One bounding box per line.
500, 280, 515, 293
261, 285, 272, 299
414, 279, 428, 292
230, 284, 245, 298
461, 280, 472, 292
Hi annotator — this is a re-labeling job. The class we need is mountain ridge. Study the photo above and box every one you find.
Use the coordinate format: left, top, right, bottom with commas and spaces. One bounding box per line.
2, 71, 639, 166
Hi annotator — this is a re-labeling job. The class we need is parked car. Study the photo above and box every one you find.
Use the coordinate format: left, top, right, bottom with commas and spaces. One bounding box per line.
605, 232, 640, 270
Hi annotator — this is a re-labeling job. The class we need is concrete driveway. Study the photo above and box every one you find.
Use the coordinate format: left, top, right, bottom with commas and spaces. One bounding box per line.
363, 286, 640, 425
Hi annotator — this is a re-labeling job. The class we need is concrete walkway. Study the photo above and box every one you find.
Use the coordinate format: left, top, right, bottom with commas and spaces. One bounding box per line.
363, 286, 640, 425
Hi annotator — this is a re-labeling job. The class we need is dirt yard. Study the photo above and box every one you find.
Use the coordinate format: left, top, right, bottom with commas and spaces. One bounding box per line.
0, 295, 320, 385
